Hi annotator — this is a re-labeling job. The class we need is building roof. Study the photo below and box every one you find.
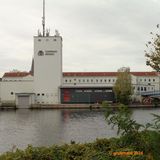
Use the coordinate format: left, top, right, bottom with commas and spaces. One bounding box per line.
2, 71, 158, 78
63, 72, 118, 77
3, 72, 31, 78
63, 72, 158, 77
131, 72, 158, 76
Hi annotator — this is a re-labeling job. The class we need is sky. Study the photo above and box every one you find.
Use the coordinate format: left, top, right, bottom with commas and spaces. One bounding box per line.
0, 0, 159, 76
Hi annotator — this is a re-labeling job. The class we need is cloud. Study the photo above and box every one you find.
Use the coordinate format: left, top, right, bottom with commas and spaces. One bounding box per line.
0, 0, 159, 77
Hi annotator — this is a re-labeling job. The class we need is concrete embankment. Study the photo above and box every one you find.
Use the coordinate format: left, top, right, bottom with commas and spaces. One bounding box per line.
31, 104, 101, 109
0, 103, 160, 109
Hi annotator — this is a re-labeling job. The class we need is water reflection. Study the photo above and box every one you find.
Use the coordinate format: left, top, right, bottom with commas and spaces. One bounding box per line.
0, 108, 159, 153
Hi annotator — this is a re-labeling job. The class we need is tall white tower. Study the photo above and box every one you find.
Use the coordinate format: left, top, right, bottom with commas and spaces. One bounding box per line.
34, 0, 62, 104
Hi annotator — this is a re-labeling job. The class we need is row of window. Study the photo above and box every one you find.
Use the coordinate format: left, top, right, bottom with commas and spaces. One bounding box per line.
134, 86, 154, 92
38, 39, 57, 42
36, 93, 54, 97
138, 78, 156, 82
64, 79, 116, 83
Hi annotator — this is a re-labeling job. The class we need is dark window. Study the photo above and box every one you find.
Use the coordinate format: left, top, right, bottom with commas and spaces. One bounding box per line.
144, 79, 146, 81
37, 93, 40, 96
79, 79, 81, 82
149, 79, 151, 82
141, 87, 143, 91
109, 79, 111, 82
69, 80, 71, 82
137, 87, 140, 91
91, 79, 93, 82
42, 93, 45, 96
83, 79, 85, 82
100, 79, 102, 82
11, 92, 14, 95
104, 79, 106, 82
74, 79, 76, 81
96, 79, 98, 82
153, 79, 155, 82
113, 79, 115, 82
65, 80, 67, 82
87, 79, 89, 82
144, 87, 146, 91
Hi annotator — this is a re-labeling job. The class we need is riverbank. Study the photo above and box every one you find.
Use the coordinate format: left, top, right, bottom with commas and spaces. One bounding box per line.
0, 103, 160, 109
0, 130, 159, 160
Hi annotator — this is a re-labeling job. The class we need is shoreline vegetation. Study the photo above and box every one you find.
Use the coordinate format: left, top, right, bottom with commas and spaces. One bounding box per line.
0, 104, 160, 159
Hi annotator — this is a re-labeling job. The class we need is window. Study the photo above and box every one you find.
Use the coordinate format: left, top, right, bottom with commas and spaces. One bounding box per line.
149, 79, 151, 82
153, 79, 155, 82
65, 79, 67, 82
87, 79, 89, 82
83, 79, 85, 82
109, 79, 111, 82
79, 79, 81, 82
37, 93, 40, 96
42, 93, 45, 96
113, 79, 115, 82
144, 79, 146, 82
144, 87, 146, 91
74, 79, 76, 81
91, 79, 93, 82
141, 87, 143, 91
11, 92, 14, 95
100, 79, 102, 82
96, 79, 98, 82
104, 79, 107, 82
38, 39, 41, 42
137, 87, 140, 91
69, 79, 72, 82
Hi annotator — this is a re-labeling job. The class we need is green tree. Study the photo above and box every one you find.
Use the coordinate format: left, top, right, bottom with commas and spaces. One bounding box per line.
113, 67, 132, 104
145, 24, 160, 71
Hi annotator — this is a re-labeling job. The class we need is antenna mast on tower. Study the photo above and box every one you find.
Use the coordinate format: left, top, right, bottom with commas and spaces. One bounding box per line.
42, 0, 45, 37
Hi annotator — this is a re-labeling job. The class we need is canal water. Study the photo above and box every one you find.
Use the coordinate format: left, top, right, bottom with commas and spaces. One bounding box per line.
0, 108, 159, 153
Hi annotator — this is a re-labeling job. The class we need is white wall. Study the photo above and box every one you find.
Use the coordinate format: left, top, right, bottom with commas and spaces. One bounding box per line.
34, 36, 62, 104
1, 81, 33, 103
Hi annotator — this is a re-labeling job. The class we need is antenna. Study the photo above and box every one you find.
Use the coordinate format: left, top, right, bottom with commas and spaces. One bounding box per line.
42, 0, 45, 37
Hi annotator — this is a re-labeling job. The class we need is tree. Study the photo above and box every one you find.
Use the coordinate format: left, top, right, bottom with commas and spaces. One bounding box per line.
113, 67, 132, 104
145, 24, 160, 72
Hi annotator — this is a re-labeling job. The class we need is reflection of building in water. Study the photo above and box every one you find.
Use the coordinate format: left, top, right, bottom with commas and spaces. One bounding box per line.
0, 1, 159, 107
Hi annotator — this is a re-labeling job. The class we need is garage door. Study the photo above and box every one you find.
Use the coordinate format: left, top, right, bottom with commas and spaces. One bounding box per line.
17, 96, 30, 108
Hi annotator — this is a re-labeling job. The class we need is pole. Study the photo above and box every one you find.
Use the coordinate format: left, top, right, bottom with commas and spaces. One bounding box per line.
42, 0, 45, 37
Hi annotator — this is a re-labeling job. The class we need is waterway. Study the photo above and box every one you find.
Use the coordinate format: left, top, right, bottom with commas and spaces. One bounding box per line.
0, 108, 159, 153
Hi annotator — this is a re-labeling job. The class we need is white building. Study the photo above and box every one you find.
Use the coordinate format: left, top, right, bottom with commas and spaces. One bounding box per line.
0, 1, 159, 107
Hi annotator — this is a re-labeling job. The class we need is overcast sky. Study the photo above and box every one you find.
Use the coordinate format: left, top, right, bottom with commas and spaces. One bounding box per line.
0, 0, 159, 76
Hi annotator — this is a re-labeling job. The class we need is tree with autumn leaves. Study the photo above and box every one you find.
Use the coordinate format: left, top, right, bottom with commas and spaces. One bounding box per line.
145, 24, 160, 72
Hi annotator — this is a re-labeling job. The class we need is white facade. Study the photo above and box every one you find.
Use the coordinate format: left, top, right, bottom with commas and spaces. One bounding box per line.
34, 35, 62, 104
0, 75, 33, 105
0, 32, 159, 105
62, 73, 160, 96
